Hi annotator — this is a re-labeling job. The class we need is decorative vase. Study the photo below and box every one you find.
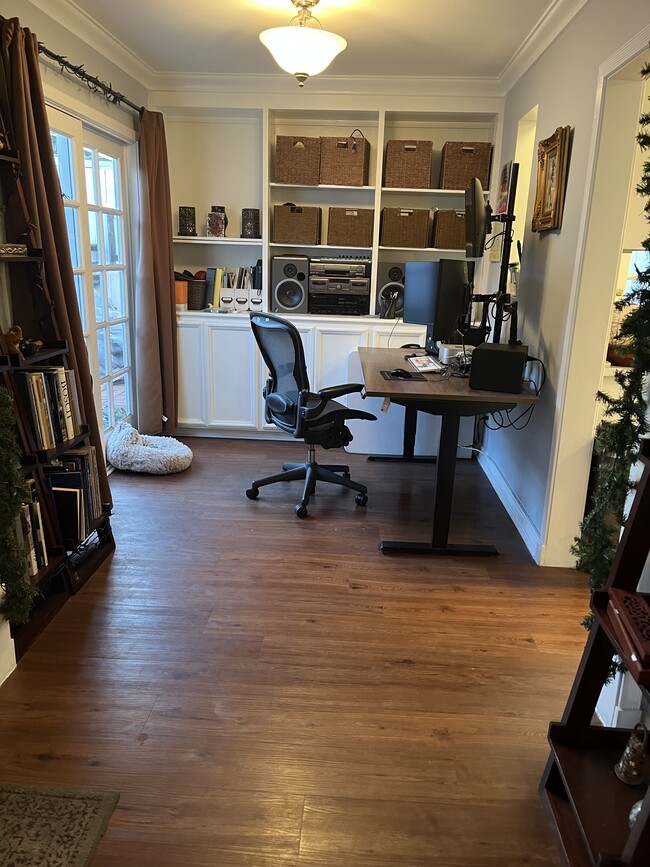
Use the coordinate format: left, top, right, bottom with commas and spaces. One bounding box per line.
207, 205, 228, 238
614, 723, 648, 785
178, 206, 197, 237
241, 208, 261, 239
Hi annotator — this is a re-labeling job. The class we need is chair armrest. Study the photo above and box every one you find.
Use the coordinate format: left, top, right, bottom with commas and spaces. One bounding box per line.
317, 383, 364, 400
299, 383, 364, 421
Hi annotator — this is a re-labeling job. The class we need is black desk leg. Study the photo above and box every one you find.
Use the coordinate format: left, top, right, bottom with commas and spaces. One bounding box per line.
379, 413, 499, 556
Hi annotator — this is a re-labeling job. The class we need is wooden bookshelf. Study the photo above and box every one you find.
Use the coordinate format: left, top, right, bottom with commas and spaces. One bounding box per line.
539, 440, 650, 866
0, 123, 115, 658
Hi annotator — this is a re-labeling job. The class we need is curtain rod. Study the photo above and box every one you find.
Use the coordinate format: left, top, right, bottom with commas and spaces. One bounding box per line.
37, 43, 145, 116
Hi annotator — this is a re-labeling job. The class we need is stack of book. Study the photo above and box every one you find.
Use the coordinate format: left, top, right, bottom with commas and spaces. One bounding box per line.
14, 366, 82, 450
44, 445, 102, 550
16, 478, 48, 579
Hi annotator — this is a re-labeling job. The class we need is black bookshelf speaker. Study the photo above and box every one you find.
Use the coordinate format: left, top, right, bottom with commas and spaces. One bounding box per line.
469, 342, 529, 394
271, 255, 309, 314
375, 262, 404, 318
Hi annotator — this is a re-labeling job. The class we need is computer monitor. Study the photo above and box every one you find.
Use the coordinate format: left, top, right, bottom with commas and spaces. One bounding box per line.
402, 260, 471, 354
464, 177, 492, 258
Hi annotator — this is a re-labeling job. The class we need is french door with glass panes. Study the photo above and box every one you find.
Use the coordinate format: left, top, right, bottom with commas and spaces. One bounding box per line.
48, 106, 135, 442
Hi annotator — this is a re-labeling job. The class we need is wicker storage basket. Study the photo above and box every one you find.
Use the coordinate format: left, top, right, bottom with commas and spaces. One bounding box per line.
432, 209, 466, 250
383, 140, 433, 188
187, 279, 207, 310
275, 135, 321, 185
438, 141, 492, 190
273, 204, 321, 245
319, 130, 370, 186
327, 207, 374, 247
380, 208, 432, 248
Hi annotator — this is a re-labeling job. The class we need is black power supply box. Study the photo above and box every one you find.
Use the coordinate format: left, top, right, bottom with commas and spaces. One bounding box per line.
469, 343, 528, 394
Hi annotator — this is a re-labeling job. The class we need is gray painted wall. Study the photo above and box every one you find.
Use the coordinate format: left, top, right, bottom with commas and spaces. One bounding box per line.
482, 0, 650, 565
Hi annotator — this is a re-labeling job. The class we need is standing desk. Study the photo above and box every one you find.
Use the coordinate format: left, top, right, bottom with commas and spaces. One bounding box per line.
358, 346, 539, 556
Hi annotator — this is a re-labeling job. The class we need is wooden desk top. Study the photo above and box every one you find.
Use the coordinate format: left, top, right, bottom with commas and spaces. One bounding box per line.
358, 347, 539, 405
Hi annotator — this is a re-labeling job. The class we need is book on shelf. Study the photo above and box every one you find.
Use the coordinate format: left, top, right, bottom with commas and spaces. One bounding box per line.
14, 366, 82, 449
44, 465, 87, 548
62, 445, 102, 521
18, 503, 38, 577
25, 478, 48, 570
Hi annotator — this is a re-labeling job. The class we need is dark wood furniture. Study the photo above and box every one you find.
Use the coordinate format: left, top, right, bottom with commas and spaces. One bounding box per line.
0, 142, 114, 659
540, 439, 650, 867
358, 346, 538, 555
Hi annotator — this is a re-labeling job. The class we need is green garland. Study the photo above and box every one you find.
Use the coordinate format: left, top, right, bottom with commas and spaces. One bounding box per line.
571, 62, 650, 627
0, 385, 35, 624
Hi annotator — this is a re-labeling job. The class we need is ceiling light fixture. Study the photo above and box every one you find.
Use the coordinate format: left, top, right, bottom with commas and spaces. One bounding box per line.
259, 0, 347, 88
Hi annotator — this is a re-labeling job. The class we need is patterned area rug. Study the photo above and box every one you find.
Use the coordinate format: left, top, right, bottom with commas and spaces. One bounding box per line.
0, 781, 119, 866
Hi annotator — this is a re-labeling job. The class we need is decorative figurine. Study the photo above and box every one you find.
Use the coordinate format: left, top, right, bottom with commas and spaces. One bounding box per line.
614, 722, 648, 785
206, 205, 228, 238
2, 325, 23, 354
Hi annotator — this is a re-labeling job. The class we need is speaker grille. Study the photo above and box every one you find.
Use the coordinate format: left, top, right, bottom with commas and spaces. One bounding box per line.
275, 279, 306, 311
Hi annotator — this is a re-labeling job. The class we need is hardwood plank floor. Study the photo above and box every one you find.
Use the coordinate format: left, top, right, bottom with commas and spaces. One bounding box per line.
0, 438, 589, 865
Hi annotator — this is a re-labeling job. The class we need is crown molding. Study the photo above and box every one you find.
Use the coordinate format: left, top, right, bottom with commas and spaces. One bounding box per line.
28, 0, 157, 90
499, 0, 591, 94
148, 71, 504, 100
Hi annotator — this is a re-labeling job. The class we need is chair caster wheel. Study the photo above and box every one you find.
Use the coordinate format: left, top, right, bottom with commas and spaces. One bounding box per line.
295, 504, 308, 518
355, 493, 368, 507
246, 487, 259, 500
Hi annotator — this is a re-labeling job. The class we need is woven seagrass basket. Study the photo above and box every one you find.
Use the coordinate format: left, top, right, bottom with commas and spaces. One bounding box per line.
438, 141, 492, 190
383, 140, 433, 188
275, 136, 321, 185
432, 210, 466, 250
319, 130, 370, 186
380, 208, 431, 248
327, 208, 374, 247
273, 204, 321, 245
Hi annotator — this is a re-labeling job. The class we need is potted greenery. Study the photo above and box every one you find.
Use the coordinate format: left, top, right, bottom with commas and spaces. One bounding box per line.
0, 385, 35, 623
571, 62, 650, 621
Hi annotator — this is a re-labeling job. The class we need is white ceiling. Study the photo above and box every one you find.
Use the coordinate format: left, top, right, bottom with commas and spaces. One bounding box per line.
42, 0, 588, 88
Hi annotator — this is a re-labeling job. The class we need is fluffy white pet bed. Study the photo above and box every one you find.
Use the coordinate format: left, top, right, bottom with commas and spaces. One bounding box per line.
106, 422, 193, 474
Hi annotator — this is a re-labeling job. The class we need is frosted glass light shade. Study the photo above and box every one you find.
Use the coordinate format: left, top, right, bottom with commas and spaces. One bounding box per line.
259, 26, 347, 77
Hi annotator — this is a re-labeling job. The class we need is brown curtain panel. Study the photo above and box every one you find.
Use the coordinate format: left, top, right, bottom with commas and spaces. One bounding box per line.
135, 109, 177, 434
0, 17, 112, 507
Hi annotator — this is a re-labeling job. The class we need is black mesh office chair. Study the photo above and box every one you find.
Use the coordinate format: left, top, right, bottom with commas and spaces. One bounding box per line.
247, 312, 376, 518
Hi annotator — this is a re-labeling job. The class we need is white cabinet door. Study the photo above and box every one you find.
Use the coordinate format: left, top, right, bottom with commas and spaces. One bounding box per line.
312, 324, 370, 391
177, 320, 206, 427
206, 321, 259, 429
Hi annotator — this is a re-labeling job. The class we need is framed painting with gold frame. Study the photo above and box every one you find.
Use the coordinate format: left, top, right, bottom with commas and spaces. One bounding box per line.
532, 126, 571, 232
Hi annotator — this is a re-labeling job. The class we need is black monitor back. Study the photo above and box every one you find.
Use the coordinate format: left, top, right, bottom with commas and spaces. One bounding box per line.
403, 260, 469, 349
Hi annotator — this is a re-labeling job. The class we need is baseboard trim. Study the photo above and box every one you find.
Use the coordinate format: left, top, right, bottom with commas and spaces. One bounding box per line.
477, 451, 543, 563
